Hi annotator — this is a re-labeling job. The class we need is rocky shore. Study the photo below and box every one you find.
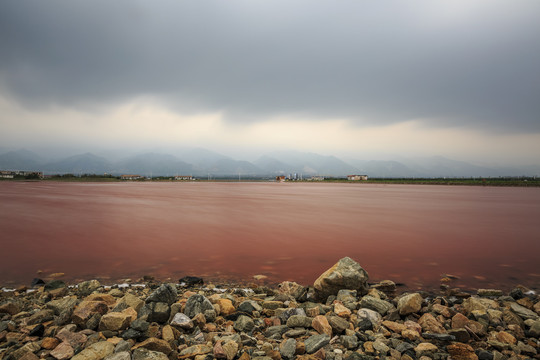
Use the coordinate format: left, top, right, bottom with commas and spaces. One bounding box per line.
1, 257, 539, 360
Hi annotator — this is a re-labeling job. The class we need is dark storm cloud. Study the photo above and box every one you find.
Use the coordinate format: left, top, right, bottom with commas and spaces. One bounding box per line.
1, 0, 539, 132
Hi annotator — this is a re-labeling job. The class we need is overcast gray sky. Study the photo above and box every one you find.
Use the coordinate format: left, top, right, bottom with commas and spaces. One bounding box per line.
1, 0, 539, 164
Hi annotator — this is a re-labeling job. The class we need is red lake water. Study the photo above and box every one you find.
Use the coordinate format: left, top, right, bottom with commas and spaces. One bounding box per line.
1, 181, 539, 291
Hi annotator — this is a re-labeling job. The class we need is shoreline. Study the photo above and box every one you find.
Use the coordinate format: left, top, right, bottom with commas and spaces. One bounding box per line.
1, 257, 538, 360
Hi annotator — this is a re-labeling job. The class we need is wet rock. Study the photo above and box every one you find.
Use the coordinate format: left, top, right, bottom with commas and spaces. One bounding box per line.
305, 333, 330, 354
313, 257, 369, 300
178, 276, 204, 287
397, 293, 423, 315
184, 294, 214, 318
145, 284, 177, 305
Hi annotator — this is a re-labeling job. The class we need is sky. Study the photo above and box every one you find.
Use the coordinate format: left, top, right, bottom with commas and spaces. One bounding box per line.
1, 0, 540, 165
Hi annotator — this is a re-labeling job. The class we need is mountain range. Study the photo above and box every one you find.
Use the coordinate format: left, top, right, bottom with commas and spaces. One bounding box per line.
0, 148, 538, 178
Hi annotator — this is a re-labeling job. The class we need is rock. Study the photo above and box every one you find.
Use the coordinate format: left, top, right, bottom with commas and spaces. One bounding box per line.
373, 338, 390, 355
72, 301, 109, 326
414, 342, 438, 357
104, 351, 131, 360
312, 315, 332, 336
358, 296, 394, 315
340, 335, 358, 349
216, 298, 236, 316
452, 313, 469, 329
422, 332, 456, 341
305, 333, 330, 354
179, 276, 204, 286
99, 312, 132, 331
147, 302, 170, 323
280, 338, 297, 360
0, 300, 21, 315
133, 337, 172, 355
334, 302, 352, 317
448, 328, 471, 343
357, 308, 382, 329
29, 324, 45, 337
234, 315, 255, 333
50, 342, 75, 360
418, 313, 446, 333
327, 315, 350, 334
462, 297, 498, 314
114, 293, 144, 312
477, 289, 503, 297
71, 341, 114, 360
184, 294, 214, 318
264, 325, 289, 339
238, 300, 262, 314
222, 341, 239, 360
178, 344, 212, 358
45, 280, 66, 291
26, 308, 55, 325
529, 319, 540, 337
313, 257, 369, 300
432, 303, 452, 318
42, 337, 61, 350
56, 328, 87, 349
286, 315, 313, 328
397, 293, 423, 315
145, 284, 177, 305
509, 302, 539, 320
132, 348, 169, 360
382, 320, 407, 333
495, 331, 516, 345
78, 280, 101, 295
170, 312, 194, 330
278, 281, 306, 300
31, 278, 46, 287
447, 342, 478, 360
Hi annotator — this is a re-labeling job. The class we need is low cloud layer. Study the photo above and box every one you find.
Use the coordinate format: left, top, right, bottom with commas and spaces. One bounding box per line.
1, 1, 540, 165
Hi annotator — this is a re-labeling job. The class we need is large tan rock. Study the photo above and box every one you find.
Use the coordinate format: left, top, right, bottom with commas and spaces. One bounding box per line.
313, 257, 369, 300
418, 313, 446, 334
72, 301, 109, 326
98, 311, 132, 331
216, 299, 235, 316
133, 337, 172, 355
397, 293, 423, 315
312, 315, 332, 337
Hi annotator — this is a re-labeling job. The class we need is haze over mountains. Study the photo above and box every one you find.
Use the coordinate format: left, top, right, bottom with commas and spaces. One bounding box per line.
0, 148, 538, 178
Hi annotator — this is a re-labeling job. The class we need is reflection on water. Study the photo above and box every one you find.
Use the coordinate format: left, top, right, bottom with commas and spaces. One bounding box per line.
1, 181, 539, 291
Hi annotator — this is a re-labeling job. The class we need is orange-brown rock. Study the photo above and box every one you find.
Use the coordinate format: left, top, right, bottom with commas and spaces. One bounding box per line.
216, 299, 236, 316
418, 313, 446, 334
447, 343, 478, 360
312, 315, 332, 337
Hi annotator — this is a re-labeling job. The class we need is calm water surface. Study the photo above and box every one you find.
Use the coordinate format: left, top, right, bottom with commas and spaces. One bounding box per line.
1, 181, 539, 291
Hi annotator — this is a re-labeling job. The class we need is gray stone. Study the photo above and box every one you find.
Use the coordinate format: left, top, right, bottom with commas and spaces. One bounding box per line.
46, 297, 78, 316
313, 257, 369, 300
132, 348, 169, 360
529, 319, 540, 337
130, 318, 150, 332
71, 341, 114, 360
184, 294, 214, 318
145, 284, 177, 305
373, 339, 390, 355
509, 302, 539, 320
147, 302, 170, 324
340, 335, 358, 349
279, 307, 307, 323
279, 338, 296, 360
358, 296, 394, 316
264, 325, 289, 339
328, 315, 350, 334
170, 313, 194, 330
234, 315, 255, 333
44, 280, 66, 291
305, 333, 330, 354
26, 309, 54, 325
357, 308, 382, 329
114, 340, 131, 353
238, 300, 262, 314
286, 315, 312, 328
